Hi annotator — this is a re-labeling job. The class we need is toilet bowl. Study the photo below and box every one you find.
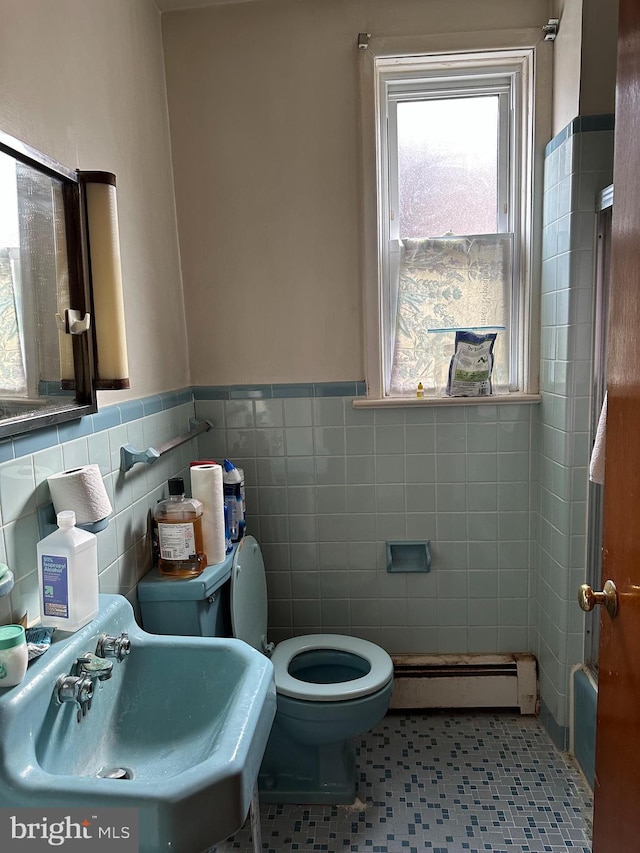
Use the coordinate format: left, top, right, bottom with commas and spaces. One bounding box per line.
137, 535, 394, 804
232, 536, 394, 803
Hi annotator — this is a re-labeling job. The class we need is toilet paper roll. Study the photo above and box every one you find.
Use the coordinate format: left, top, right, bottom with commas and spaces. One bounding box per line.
47, 465, 113, 525
191, 463, 226, 566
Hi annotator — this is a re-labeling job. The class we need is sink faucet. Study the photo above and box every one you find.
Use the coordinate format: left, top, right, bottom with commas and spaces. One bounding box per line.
75, 653, 114, 682
53, 636, 129, 724
55, 674, 94, 721
54, 654, 113, 723
96, 632, 131, 662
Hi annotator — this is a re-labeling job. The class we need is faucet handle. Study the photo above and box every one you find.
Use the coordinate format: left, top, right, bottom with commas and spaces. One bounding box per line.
75, 653, 114, 682
77, 678, 93, 716
55, 674, 94, 720
96, 632, 131, 662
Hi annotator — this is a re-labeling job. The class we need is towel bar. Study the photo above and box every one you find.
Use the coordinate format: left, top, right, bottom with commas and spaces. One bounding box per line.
120, 419, 212, 473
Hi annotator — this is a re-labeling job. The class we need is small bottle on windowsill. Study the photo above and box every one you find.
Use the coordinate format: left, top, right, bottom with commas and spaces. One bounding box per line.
416, 382, 424, 398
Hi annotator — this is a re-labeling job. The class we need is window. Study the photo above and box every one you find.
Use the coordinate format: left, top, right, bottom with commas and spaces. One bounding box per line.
360, 46, 541, 401
0, 154, 25, 395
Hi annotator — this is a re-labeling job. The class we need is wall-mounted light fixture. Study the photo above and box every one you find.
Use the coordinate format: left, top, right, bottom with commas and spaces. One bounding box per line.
79, 171, 130, 390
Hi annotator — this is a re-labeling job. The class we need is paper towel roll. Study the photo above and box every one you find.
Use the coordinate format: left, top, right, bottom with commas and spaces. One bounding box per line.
191, 463, 226, 566
47, 465, 113, 525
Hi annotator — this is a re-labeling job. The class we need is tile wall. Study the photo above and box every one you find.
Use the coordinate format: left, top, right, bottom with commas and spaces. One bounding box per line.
0, 380, 538, 663
536, 115, 614, 746
0, 390, 197, 627
195, 390, 537, 654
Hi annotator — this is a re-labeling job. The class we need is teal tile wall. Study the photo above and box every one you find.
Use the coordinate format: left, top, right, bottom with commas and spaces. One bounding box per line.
537, 119, 614, 745
0, 389, 538, 658
0, 390, 197, 628
195, 396, 536, 654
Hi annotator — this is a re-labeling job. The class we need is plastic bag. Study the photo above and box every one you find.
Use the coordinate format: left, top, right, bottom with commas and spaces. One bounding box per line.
446, 330, 497, 397
25, 626, 55, 661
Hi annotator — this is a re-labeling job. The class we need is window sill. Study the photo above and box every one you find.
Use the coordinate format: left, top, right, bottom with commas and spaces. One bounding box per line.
352, 393, 541, 409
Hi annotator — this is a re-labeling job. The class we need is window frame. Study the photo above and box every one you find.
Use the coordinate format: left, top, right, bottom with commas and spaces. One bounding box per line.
358, 36, 550, 405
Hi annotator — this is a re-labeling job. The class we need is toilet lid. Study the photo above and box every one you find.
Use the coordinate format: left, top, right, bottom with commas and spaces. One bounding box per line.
272, 634, 394, 701
231, 536, 269, 652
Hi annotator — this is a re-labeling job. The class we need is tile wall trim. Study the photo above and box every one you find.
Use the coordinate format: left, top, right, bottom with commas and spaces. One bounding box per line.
2, 382, 390, 459
4, 383, 371, 459
193, 382, 367, 400
539, 698, 569, 751
5, 388, 194, 461
545, 113, 615, 157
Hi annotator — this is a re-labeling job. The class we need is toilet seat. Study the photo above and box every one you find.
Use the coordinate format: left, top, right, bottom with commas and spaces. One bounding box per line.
232, 537, 394, 702
272, 634, 394, 701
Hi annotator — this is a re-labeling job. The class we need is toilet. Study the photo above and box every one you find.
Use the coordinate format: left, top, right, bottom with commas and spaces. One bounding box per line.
137, 535, 394, 804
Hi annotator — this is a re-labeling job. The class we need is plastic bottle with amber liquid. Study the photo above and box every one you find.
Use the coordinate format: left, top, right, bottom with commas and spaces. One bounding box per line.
155, 477, 207, 578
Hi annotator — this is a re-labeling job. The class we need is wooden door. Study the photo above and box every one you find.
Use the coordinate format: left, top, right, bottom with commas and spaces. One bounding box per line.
592, 0, 640, 848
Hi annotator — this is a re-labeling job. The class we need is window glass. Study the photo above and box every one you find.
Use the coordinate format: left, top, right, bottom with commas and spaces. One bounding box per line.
390, 235, 512, 395
0, 153, 25, 394
397, 96, 499, 237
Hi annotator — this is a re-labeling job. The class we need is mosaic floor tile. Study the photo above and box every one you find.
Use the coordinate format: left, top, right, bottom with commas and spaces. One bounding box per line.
209, 712, 593, 853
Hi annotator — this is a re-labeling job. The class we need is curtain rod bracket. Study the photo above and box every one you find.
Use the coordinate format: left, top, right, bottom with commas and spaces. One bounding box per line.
542, 19, 559, 41
357, 32, 371, 50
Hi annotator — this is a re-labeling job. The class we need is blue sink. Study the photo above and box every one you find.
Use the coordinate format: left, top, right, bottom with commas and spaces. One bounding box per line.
0, 595, 276, 852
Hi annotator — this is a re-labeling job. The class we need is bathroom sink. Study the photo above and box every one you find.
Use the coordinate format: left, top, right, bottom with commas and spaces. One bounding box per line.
0, 594, 276, 852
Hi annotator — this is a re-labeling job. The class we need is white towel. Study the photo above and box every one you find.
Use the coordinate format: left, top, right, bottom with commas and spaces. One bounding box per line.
589, 392, 607, 485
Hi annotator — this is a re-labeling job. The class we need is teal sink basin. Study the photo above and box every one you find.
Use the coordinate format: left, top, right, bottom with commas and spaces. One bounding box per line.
0, 595, 276, 852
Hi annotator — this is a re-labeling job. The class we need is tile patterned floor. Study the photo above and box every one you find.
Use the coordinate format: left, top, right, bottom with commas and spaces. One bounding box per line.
210, 712, 593, 853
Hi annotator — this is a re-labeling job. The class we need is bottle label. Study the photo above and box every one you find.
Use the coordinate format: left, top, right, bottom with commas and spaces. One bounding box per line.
41, 554, 69, 618
158, 522, 197, 560
224, 496, 242, 541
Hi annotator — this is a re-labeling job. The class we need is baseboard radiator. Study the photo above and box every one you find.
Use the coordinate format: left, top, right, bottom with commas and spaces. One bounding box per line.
390, 653, 538, 715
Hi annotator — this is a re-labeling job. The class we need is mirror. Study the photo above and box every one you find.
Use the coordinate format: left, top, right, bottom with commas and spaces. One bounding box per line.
0, 131, 96, 439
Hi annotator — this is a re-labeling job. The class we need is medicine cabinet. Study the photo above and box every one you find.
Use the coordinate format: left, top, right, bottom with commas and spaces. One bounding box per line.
0, 130, 97, 439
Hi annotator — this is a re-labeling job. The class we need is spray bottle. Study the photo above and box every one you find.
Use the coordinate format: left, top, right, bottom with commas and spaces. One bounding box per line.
223, 459, 245, 542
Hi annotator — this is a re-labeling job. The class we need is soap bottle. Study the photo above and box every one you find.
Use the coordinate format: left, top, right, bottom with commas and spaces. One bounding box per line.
222, 459, 244, 542
154, 477, 207, 577
37, 510, 99, 632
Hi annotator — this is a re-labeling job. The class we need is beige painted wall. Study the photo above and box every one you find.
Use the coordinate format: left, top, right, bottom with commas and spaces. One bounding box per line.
579, 0, 618, 118
552, 0, 583, 134
552, 0, 618, 136
0, 0, 617, 399
162, 0, 549, 386
0, 0, 190, 404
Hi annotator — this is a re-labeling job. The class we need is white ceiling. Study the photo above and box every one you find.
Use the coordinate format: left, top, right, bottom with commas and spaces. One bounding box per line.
154, 0, 260, 11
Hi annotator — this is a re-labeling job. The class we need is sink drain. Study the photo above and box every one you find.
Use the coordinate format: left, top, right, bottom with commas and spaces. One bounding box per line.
97, 767, 133, 780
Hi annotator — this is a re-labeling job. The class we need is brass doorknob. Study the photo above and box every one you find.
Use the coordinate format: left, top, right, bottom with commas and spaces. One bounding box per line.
578, 579, 618, 618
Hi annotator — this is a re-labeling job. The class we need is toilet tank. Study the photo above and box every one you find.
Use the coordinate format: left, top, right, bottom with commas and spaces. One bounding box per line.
137, 550, 234, 637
